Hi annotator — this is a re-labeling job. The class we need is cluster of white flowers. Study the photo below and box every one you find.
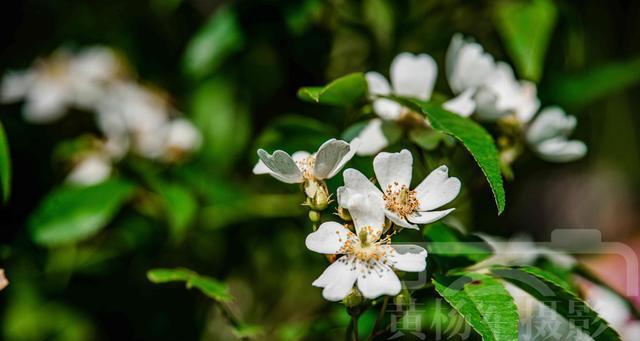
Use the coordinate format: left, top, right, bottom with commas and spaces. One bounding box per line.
356, 34, 586, 163
585, 284, 640, 341
254, 142, 461, 301
1, 46, 201, 185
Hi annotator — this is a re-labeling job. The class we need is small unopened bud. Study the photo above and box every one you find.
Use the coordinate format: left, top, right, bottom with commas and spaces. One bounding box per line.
337, 206, 351, 221
309, 210, 321, 223
394, 286, 412, 308
342, 288, 363, 307
307, 182, 329, 211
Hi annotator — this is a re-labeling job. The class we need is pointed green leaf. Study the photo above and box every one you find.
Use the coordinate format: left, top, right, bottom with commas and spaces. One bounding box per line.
416, 101, 505, 214
492, 266, 622, 341
28, 179, 135, 246
155, 183, 198, 242
434, 272, 519, 341
0, 121, 10, 203
493, 0, 557, 81
297, 73, 368, 106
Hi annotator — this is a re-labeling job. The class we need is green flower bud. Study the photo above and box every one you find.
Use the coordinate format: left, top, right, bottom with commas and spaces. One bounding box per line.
307, 182, 329, 211
308, 210, 321, 223
342, 288, 363, 307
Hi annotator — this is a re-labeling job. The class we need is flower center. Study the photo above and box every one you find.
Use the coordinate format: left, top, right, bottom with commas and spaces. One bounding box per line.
383, 182, 419, 219
338, 226, 392, 263
296, 156, 316, 180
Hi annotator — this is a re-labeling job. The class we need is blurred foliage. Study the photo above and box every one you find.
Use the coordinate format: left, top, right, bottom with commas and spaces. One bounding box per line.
1, 0, 640, 340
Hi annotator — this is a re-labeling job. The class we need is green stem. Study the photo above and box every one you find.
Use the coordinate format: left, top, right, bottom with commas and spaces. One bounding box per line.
352, 314, 360, 341
367, 296, 389, 341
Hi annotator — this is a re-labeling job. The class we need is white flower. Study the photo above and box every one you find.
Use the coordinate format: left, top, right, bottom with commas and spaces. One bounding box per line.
525, 106, 587, 162
338, 149, 460, 229
357, 52, 476, 156
1, 47, 122, 123
66, 154, 113, 186
161, 119, 202, 158
305, 193, 427, 301
254, 138, 360, 196
446, 35, 540, 123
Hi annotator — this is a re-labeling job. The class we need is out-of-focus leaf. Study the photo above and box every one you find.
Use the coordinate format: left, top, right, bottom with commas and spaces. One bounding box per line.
191, 76, 250, 171
547, 56, 640, 108
363, 0, 394, 51
0, 121, 10, 203
493, 0, 557, 81
298, 73, 368, 107
28, 179, 135, 246
327, 29, 370, 79
409, 128, 444, 151
182, 6, 244, 79
147, 267, 233, 302
416, 101, 505, 214
433, 272, 519, 341
155, 182, 197, 242
284, 0, 322, 35
232, 324, 264, 339
492, 266, 622, 341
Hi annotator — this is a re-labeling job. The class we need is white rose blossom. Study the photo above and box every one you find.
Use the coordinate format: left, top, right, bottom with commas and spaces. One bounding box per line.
253, 138, 360, 197
357, 52, 476, 156
338, 149, 460, 229
305, 192, 427, 301
66, 154, 113, 186
525, 106, 587, 162
446, 35, 540, 123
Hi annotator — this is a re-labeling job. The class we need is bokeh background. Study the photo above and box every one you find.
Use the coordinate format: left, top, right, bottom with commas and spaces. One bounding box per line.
1, 0, 640, 340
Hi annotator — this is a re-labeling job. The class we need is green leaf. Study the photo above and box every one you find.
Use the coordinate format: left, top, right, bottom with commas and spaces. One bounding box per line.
297, 73, 368, 107
28, 179, 135, 246
0, 121, 10, 203
547, 56, 640, 108
362, 0, 394, 51
416, 101, 505, 214
155, 183, 197, 242
492, 266, 622, 341
147, 267, 233, 302
493, 0, 557, 81
182, 6, 244, 79
232, 324, 264, 339
433, 272, 519, 341
409, 128, 444, 151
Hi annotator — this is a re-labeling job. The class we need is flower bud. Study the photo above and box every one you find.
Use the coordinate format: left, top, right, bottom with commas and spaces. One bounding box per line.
307, 182, 329, 211
342, 288, 363, 307
308, 210, 321, 223
394, 286, 412, 308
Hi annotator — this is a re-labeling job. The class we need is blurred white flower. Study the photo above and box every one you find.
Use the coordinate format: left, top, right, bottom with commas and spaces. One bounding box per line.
586, 284, 640, 341
446, 35, 540, 123
305, 193, 427, 301
526, 106, 587, 162
66, 154, 112, 186
254, 138, 360, 197
0, 269, 7, 291
338, 149, 460, 229
1, 47, 122, 123
358, 52, 475, 155
159, 118, 202, 162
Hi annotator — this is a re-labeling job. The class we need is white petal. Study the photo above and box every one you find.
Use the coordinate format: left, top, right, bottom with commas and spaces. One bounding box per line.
312, 256, 358, 302
256, 149, 304, 183
163, 119, 202, 153
291, 151, 311, 162
443, 88, 476, 117
526, 106, 576, 144
314, 139, 357, 179
23, 79, 70, 123
66, 156, 112, 186
365, 71, 391, 97
325, 138, 360, 179
357, 262, 401, 299
407, 208, 455, 225
446, 34, 496, 94
389, 245, 428, 272
305, 222, 353, 254
253, 160, 271, 175
373, 149, 413, 190
1, 70, 35, 103
339, 168, 382, 208
513, 81, 540, 124
355, 119, 390, 156
385, 209, 418, 230
348, 191, 386, 236
533, 138, 587, 162
372, 98, 402, 120
414, 165, 461, 211
391, 53, 437, 100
